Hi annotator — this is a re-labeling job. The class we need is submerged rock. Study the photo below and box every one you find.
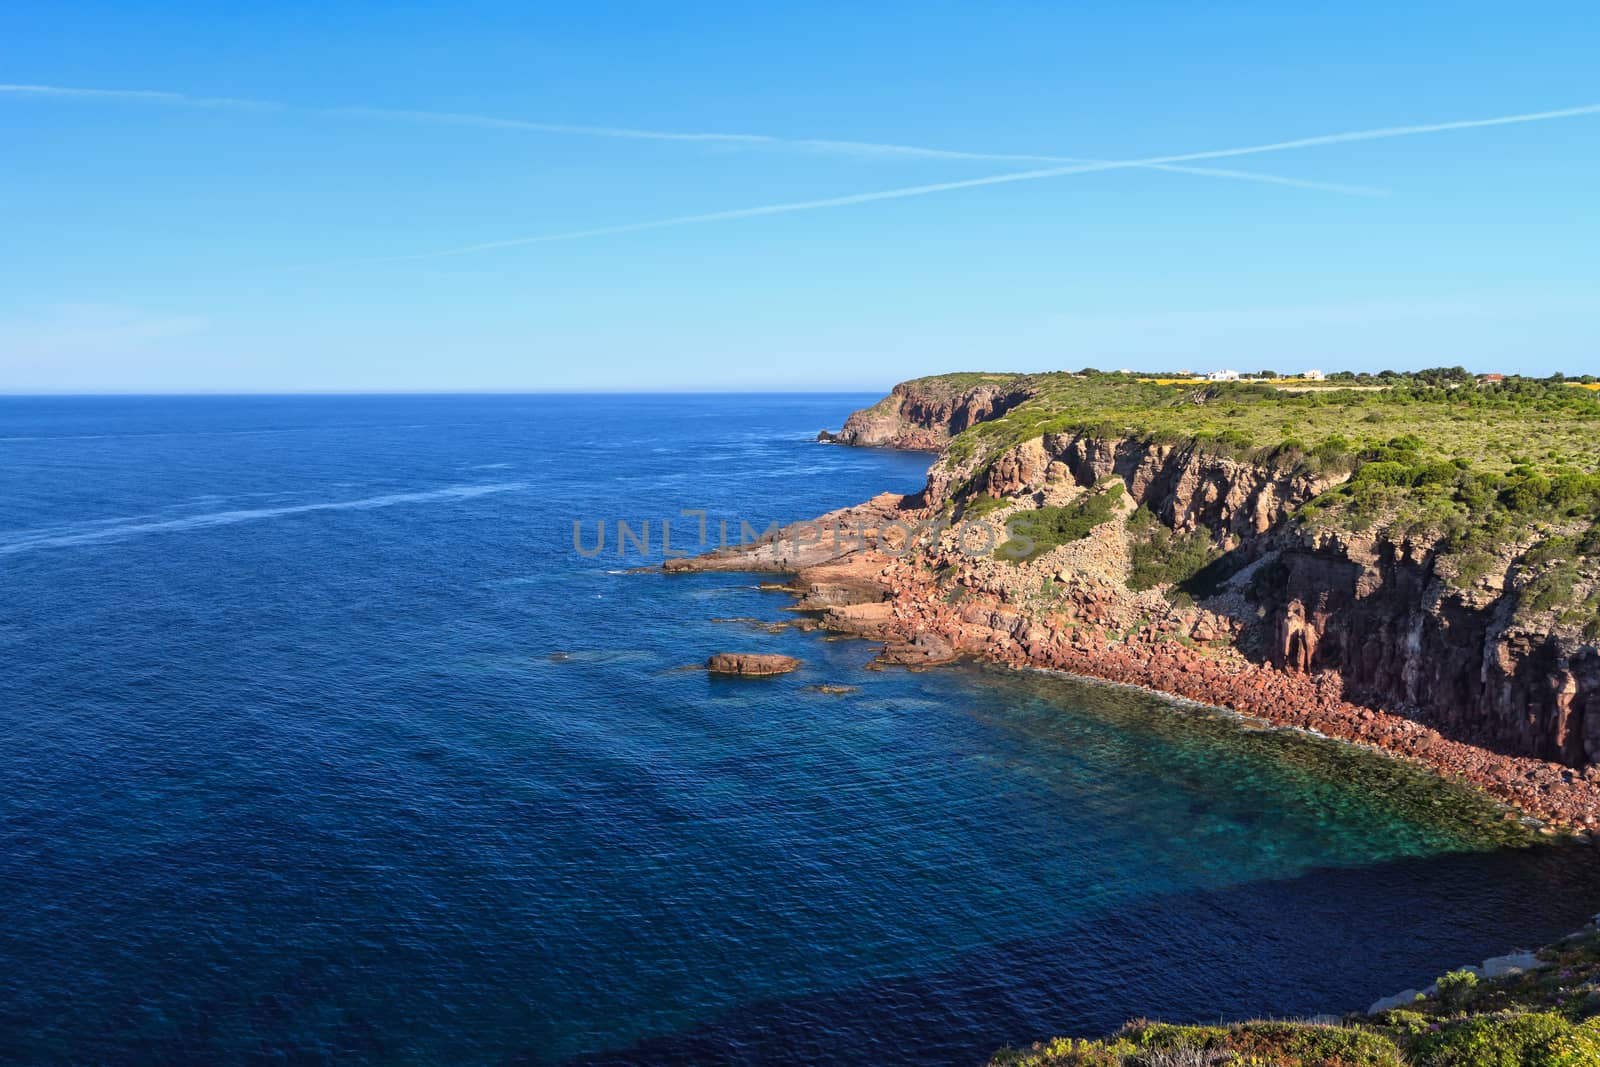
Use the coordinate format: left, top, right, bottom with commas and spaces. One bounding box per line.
710, 616, 795, 634
705, 653, 800, 676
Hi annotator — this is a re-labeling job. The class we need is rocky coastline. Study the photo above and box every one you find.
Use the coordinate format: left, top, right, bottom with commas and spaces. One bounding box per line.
669, 497, 1599, 834
668, 375, 1600, 835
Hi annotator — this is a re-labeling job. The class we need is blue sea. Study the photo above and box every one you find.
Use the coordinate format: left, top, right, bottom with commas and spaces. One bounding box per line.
2, 394, 1597, 1066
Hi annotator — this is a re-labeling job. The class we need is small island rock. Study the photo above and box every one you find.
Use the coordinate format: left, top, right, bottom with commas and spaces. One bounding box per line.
706, 653, 801, 676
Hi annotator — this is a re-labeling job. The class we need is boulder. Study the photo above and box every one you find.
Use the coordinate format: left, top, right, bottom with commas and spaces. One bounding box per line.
705, 653, 801, 676
1366, 989, 1422, 1014
877, 631, 958, 666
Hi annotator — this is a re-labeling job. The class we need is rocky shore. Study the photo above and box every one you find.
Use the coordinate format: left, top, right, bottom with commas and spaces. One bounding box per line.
668, 501, 1600, 834
667, 375, 1600, 835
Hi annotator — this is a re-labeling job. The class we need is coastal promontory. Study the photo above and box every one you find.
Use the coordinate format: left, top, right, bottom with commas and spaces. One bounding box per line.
674, 369, 1600, 832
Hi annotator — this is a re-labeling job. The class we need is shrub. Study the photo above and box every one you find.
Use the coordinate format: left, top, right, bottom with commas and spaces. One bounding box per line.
1437, 969, 1481, 1010
1230, 1021, 1404, 1064
1353, 460, 1416, 488
1412, 1011, 1596, 1067
1127, 518, 1223, 597
1523, 536, 1577, 567
1126, 1050, 1210, 1067
1547, 1018, 1600, 1066
1377, 1008, 1433, 1035
1121, 1022, 1227, 1052
1414, 460, 1463, 487
986, 1037, 1125, 1066
1523, 562, 1582, 615
996, 485, 1123, 562
962, 493, 1010, 520
1119, 1020, 1403, 1066
1503, 475, 1554, 512
1549, 472, 1600, 512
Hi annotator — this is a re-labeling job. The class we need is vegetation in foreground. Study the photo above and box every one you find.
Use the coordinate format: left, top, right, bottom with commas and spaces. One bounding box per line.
988, 928, 1600, 1066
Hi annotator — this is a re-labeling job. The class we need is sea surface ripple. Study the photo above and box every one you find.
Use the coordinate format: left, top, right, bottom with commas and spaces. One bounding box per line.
2, 394, 1597, 1066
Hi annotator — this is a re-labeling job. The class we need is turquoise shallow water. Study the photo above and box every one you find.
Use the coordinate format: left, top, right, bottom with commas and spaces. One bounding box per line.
1, 394, 1597, 1065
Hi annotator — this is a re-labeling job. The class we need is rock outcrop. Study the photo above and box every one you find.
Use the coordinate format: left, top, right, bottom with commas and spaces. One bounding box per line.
706, 653, 800, 676
1260, 534, 1600, 766
941, 432, 1341, 543
819, 376, 1035, 450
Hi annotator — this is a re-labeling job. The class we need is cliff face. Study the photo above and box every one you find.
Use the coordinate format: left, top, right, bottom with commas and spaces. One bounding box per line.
939, 432, 1338, 543
819, 376, 1035, 449
1266, 534, 1600, 765
855, 386, 1600, 771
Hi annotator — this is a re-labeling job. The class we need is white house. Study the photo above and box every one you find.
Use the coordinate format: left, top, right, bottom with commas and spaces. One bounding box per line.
1302, 368, 1326, 381
1205, 369, 1240, 382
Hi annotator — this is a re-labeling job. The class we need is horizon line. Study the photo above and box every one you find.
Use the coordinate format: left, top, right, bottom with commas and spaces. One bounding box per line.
2, 367, 1577, 398
0, 387, 905, 397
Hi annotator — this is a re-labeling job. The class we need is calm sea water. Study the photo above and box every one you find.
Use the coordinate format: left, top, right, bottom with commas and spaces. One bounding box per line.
2, 394, 1598, 1066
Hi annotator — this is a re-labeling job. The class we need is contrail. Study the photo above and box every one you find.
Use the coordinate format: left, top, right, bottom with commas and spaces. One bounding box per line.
12, 84, 1591, 257
0, 482, 526, 556
0, 81, 1381, 194
0, 83, 277, 110
394, 102, 1600, 259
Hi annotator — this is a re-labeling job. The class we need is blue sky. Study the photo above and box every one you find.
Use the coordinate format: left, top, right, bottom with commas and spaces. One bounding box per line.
2, 2, 1597, 392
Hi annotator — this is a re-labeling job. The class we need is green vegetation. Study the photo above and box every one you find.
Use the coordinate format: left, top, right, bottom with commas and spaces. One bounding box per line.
899, 371, 1021, 396
995, 483, 1123, 561
990, 1019, 1405, 1066
961, 493, 1012, 521
1125, 505, 1224, 596
1438, 970, 1481, 1011
929, 369, 1600, 606
991, 927, 1600, 1067
1507, 530, 1600, 635
1306, 441, 1600, 584
941, 370, 1600, 485
1413, 1012, 1600, 1066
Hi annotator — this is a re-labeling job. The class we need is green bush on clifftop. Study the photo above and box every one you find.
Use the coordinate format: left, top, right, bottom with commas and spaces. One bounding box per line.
923, 370, 1600, 596
944, 372, 1600, 487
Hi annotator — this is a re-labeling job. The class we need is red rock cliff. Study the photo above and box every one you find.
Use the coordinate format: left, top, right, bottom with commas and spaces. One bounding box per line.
819, 376, 1035, 450
861, 393, 1600, 771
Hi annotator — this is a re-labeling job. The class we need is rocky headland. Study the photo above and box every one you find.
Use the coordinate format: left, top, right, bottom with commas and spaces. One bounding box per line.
815, 373, 1037, 450
672, 370, 1600, 834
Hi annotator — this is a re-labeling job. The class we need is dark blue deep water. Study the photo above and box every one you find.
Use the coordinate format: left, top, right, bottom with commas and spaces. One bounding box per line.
3, 394, 1599, 1066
